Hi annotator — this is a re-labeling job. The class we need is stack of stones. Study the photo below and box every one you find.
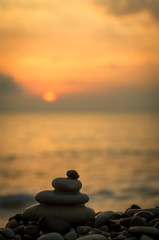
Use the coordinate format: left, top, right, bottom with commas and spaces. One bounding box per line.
23, 170, 95, 224
1, 170, 159, 240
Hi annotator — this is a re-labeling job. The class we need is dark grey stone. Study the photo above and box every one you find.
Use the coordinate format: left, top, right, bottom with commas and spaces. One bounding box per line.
67, 170, 79, 179
39, 216, 71, 234
93, 211, 114, 227
130, 216, 147, 226
6, 219, 18, 229
24, 225, 40, 236
134, 211, 155, 221
38, 233, 64, 240
0, 228, 15, 238
129, 226, 159, 236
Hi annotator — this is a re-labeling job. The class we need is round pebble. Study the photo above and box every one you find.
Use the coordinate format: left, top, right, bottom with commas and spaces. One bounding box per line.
38, 232, 64, 240
67, 170, 79, 179
134, 211, 155, 221
76, 234, 106, 240
93, 211, 114, 227
0, 228, 15, 238
64, 229, 77, 240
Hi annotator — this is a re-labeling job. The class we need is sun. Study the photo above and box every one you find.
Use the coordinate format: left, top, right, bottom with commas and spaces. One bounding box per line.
42, 91, 56, 102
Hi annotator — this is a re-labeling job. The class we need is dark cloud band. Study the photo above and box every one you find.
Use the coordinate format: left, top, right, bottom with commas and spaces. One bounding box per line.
95, 0, 159, 21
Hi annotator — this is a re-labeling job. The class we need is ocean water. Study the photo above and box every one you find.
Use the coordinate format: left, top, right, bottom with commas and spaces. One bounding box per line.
0, 112, 159, 227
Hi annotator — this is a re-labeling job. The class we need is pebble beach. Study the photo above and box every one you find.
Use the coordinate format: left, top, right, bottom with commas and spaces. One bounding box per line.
1, 170, 159, 240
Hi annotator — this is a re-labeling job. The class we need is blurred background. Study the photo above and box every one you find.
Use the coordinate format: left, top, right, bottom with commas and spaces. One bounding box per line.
0, 0, 159, 227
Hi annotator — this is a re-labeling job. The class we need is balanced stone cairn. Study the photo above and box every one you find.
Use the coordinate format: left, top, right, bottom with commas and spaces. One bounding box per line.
23, 170, 95, 224
1, 170, 159, 240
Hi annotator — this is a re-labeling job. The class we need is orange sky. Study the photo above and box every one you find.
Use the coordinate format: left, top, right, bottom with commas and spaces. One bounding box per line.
0, 0, 159, 98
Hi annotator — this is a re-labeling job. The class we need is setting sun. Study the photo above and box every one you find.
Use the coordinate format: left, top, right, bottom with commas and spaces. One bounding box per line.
42, 92, 56, 102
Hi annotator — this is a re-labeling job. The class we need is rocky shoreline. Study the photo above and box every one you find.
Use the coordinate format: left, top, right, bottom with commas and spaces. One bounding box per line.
0, 170, 159, 240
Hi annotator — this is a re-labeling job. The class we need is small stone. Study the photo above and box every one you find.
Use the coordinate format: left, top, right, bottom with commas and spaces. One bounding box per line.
15, 234, 22, 240
121, 230, 131, 238
129, 226, 159, 236
120, 217, 132, 227
0, 228, 15, 238
154, 222, 159, 229
98, 226, 109, 232
113, 234, 127, 240
76, 234, 106, 240
38, 232, 64, 240
93, 211, 114, 227
140, 234, 153, 240
134, 211, 155, 221
24, 225, 40, 236
64, 229, 77, 240
52, 178, 82, 192
76, 226, 91, 234
9, 213, 28, 223
67, 170, 79, 179
39, 216, 71, 234
126, 208, 159, 216
6, 219, 18, 229
130, 216, 147, 226
109, 222, 121, 232
88, 228, 105, 235
148, 218, 159, 226
35, 190, 89, 205
13, 225, 24, 235
23, 234, 36, 240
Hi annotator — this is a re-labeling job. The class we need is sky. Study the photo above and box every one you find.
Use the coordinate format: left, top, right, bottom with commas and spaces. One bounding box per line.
0, 0, 159, 111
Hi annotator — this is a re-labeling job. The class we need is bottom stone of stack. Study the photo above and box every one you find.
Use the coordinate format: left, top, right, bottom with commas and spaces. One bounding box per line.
23, 204, 95, 224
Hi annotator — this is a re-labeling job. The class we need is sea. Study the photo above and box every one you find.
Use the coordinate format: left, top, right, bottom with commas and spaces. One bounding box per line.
0, 112, 159, 227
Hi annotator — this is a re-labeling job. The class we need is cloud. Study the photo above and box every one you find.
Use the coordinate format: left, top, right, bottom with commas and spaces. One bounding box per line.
95, 0, 159, 21
0, 74, 22, 94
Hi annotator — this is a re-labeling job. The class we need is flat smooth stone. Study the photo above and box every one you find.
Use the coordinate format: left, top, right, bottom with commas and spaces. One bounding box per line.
35, 190, 89, 205
23, 204, 95, 224
129, 226, 159, 236
52, 178, 82, 192
38, 233, 64, 240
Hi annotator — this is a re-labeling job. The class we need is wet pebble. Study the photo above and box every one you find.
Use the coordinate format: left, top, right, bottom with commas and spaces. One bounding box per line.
6, 219, 18, 229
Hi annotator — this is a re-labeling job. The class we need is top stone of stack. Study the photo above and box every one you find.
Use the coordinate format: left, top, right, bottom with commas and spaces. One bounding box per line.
52, 170, 82, 192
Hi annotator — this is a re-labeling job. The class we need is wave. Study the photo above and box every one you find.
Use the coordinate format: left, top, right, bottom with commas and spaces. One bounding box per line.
0, 194, 35, 209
